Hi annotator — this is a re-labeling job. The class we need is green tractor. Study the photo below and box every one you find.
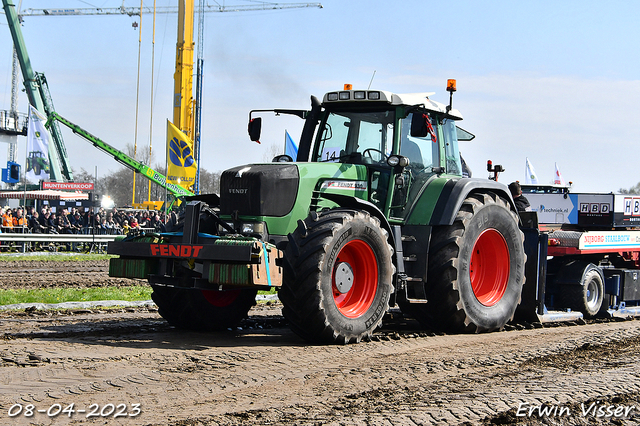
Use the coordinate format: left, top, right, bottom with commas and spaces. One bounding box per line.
26, 150, 50, 176
108, 81, 526, 344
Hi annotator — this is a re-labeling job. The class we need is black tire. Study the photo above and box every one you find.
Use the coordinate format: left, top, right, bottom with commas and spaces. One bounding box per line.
280, 209, 394, 344
34, 163, 41, 176
150, 204, 257, 331
151, 285, 257, 331
562, 264, 605, 318
407, 192, 525, 333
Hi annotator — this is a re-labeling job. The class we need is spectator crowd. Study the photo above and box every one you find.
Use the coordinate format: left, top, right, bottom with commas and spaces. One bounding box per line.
0, 205, 176, 235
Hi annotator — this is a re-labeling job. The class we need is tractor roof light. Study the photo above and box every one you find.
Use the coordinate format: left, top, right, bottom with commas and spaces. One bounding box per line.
327, 92, 339, 101
446, 79, 457, 112
354, 91, 366, 100
339, 91, 350, 100
368, 91, 380, 100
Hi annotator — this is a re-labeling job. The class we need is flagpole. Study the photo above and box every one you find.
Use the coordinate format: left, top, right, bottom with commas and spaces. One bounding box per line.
164, 120, 169, 225
23, 107, 30, 212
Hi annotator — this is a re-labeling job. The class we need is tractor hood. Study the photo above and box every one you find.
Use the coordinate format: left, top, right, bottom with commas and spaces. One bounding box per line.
220, 162, 370, 237
220, 164, 300, 217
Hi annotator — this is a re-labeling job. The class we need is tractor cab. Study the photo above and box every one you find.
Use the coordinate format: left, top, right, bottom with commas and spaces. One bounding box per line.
245, 83, 470, 224
308, 87, 465, 218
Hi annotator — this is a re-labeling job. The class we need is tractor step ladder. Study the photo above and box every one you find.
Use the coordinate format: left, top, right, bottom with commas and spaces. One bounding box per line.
393, 227, 428, 303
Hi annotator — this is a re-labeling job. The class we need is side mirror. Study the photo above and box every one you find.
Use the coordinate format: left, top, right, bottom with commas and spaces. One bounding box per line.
248, 117, 262, 142
410, 113, 428, 138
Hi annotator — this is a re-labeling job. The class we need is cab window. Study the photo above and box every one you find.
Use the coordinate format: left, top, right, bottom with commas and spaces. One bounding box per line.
399, 113, 439, 172
442, 118, 462, 176
314, 110, 394, 164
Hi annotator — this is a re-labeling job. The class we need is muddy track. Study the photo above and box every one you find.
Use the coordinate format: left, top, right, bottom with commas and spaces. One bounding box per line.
1, 259, 640, 425
1, 308, 640, 426
1, 259, 136, 289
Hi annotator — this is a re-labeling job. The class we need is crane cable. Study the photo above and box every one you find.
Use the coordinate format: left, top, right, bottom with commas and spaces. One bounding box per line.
147, 0, 157, 202
132, 0, 144, 206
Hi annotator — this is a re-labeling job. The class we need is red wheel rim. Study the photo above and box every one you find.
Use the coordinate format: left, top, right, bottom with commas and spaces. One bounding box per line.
201, 289, 240, 307
332, 239, 378, 318
470, 229, 510, 307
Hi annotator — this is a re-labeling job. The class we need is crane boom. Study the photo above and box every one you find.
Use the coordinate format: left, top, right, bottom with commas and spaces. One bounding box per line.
17, 3, 322, 17
46, 112, 194, 198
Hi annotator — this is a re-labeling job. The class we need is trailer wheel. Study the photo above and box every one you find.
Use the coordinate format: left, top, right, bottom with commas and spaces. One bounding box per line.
151, 285, 257, 331
563, 264, 605, 318
280, 210, 394, 344
415, 192, 525, 333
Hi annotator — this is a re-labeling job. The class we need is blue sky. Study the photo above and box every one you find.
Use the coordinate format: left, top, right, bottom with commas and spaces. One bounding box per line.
1, 0, 640, 194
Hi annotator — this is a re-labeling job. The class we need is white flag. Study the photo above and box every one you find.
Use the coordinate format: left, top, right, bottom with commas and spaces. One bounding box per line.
525, 158, 538, 184
26, 105, 51, 181
554, 162, 565, 186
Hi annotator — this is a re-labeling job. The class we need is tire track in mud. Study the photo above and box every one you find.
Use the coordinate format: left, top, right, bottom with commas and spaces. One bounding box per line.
163, 322, 640, 426
0, 259, 135, 289
3, 259, 640, 425
1, 311, 640, 426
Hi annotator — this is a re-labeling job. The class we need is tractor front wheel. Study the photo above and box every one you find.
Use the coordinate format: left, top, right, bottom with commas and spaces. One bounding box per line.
280, 210, 394, 344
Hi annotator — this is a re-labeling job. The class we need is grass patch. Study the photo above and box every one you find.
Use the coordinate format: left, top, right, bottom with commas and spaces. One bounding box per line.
0, 253, 114, 262
0, 286, 152, 306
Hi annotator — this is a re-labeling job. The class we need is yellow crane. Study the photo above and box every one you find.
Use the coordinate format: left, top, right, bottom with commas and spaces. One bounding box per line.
15, 0, 323, 142
174, 0, 194, 138
13, 1, 323, 200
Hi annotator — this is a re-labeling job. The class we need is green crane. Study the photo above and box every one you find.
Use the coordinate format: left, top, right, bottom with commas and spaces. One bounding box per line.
2, 0, 73, 181
46, 112, 194, 199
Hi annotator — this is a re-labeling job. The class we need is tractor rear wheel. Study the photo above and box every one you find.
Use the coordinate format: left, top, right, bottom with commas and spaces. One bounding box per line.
151, 285, 257, 331
280, 209, 394, 344
411, 192, 525, 333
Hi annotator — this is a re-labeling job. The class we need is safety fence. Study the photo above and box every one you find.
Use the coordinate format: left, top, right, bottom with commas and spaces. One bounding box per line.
0, 232, 119, 253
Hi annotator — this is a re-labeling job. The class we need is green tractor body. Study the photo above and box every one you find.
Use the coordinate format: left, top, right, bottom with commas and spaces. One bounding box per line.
108, 83, 526, 343
26, 150, 50, 176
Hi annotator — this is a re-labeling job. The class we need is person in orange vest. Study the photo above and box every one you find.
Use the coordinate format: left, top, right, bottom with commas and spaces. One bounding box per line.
12, 208, 27, 231
2, 208, 14, 231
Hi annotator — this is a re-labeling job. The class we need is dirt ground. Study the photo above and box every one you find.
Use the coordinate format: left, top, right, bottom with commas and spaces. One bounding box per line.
1, 259, 135, 289
2, 259, 640, 426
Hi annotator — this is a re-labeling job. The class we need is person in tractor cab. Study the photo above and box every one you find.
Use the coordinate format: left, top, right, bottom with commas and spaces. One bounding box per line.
509, 181, 531, 212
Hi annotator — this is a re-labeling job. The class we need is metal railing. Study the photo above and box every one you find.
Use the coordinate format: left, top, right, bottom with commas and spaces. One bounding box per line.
0, 231, 118, 253
0, 110, 28, 136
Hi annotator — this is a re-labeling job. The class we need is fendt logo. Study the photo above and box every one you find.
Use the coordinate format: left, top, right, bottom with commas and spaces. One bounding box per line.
150, 244, 203, 258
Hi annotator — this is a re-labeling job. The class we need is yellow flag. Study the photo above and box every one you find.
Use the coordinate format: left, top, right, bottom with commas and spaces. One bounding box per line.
167, 120, 197, 192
